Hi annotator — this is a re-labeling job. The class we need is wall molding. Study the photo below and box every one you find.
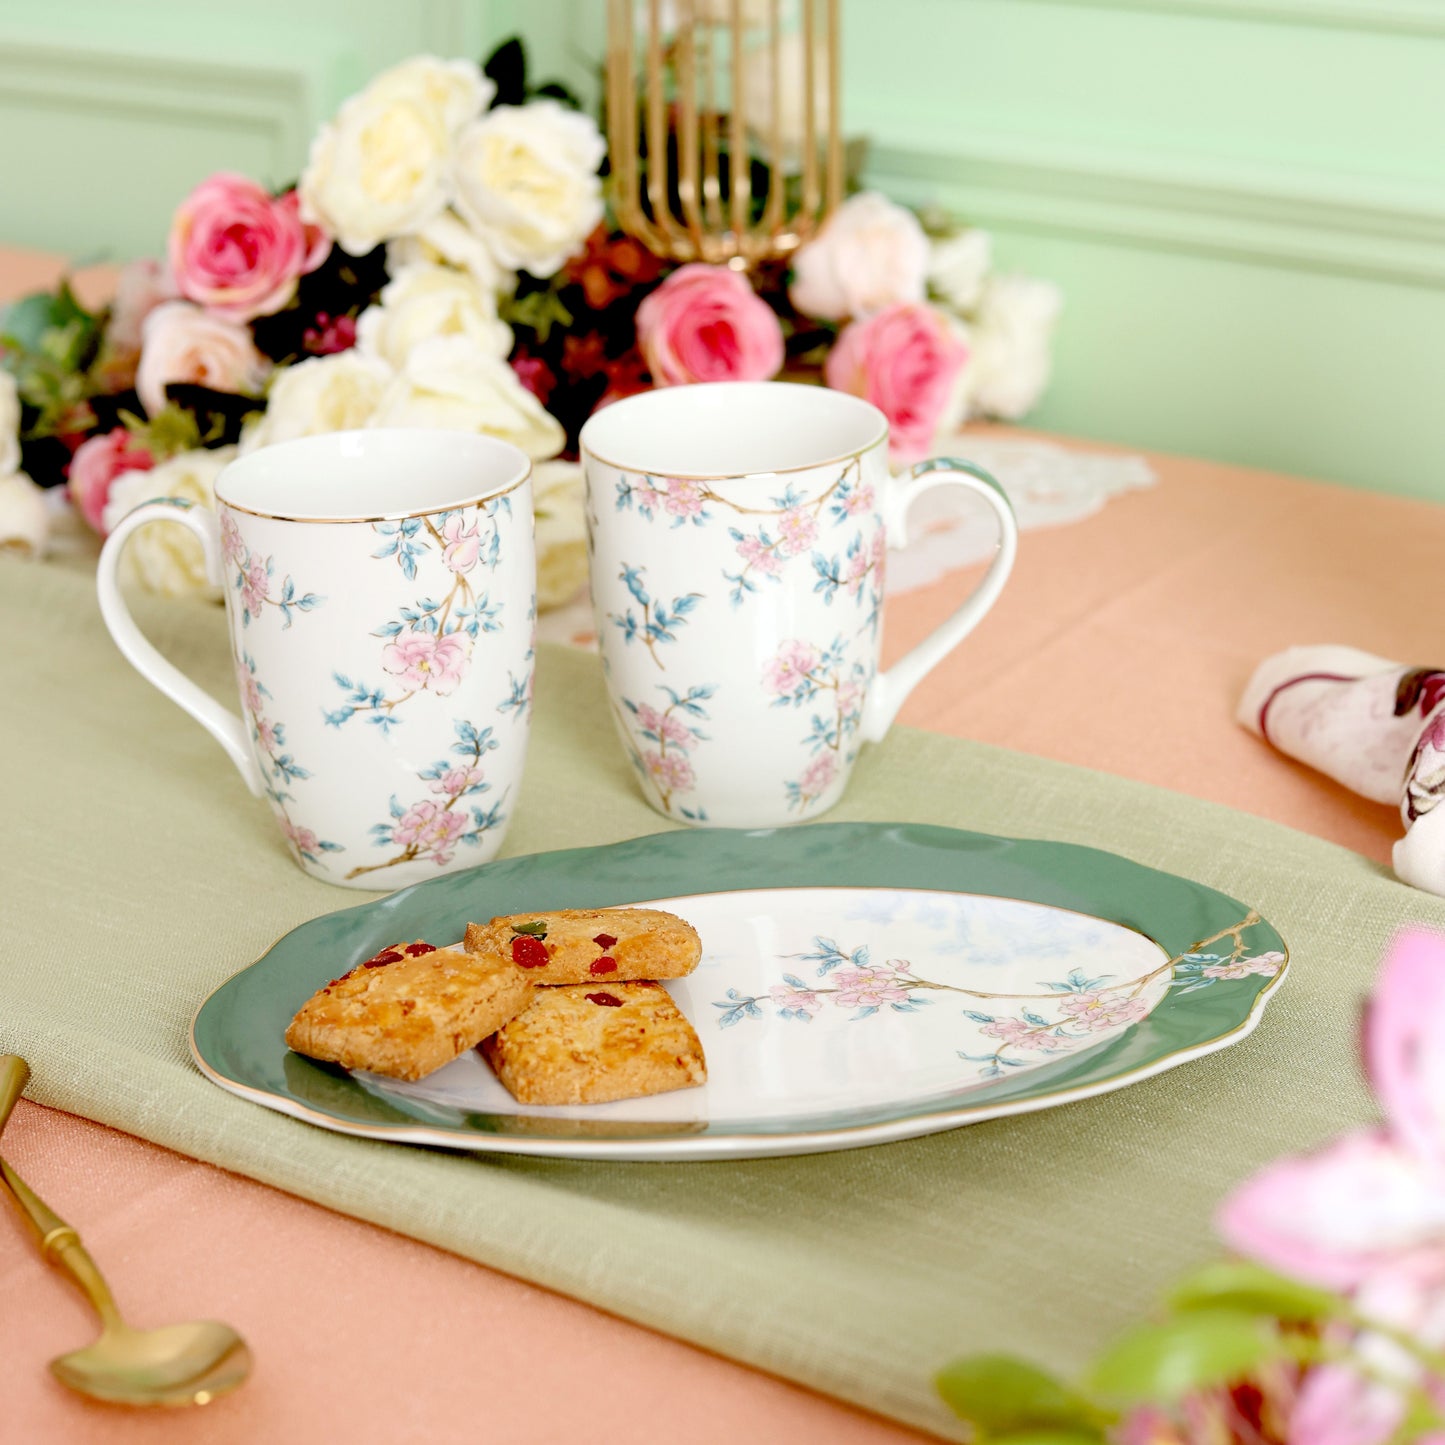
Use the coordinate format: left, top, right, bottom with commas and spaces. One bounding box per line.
1017, 0, 1445, 39
0, 40, 316, 180
868, 135, 1445, 288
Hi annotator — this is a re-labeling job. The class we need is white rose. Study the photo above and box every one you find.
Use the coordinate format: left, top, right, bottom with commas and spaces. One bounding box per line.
789, 191, 929, 322
740, 31, 832, 170
0, 472, 48, 560
136, 301, 269, 418
927, 229, 993, 314
387, 210, 514, 297
300, 56, 494, 257
241, 351, 393, 453
0, 370, 20, 476
532, 458, 588, 610
107, 257, 178, 356
957, 275, 1063, 421
100, 446, 236, 598
369, 335, 564, 460
452, 101, 606, 277
356, 262, 512, 370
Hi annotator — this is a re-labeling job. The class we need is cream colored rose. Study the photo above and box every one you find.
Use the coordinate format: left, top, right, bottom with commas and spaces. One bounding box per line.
957, 275, 1063, 421
452, 101, 606, 277
369, 335, 564, 460
241, 351, 394, 453
0, 472, 49, 559
0, 370, 20, 476
136, 301, 269, 418
740, 30, 832, 170
532, 459, 588, 610
789, 191, 929, 322
927, 229, 993, 314
387, 209, 514, 296
356, 262, 512, 370
101, 446, 236, 598
300, 57, 493, 257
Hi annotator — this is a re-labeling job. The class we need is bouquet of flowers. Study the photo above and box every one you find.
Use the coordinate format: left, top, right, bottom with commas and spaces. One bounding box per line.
0, 38, 1061, 603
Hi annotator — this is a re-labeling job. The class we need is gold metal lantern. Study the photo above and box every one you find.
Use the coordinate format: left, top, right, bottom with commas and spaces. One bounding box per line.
606, 0, 844, 268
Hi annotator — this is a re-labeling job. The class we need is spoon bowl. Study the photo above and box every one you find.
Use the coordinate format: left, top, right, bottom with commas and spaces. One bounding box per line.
50, 1319, 252, 1407
0, 1056, 252, 1408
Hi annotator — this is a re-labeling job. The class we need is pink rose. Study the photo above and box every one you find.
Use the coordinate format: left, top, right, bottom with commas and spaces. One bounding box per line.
825, 302, 969, 464
136, 301, 270, 418
68, 429, 155, 535
168, 174, 328, 322
636, 264, 784, 387
380, 633, 468, 695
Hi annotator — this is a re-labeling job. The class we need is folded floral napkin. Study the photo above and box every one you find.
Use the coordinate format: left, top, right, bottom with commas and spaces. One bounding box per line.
1238, 645, 1445, 894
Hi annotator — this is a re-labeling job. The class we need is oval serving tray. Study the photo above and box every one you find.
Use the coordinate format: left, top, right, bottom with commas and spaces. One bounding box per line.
191, 822, 1288, 1161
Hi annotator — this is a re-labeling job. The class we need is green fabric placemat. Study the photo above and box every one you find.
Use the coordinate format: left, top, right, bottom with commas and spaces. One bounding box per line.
4, 560, 1441, 1439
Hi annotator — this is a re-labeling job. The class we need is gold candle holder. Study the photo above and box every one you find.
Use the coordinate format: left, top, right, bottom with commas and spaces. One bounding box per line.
606, 0, 844, 269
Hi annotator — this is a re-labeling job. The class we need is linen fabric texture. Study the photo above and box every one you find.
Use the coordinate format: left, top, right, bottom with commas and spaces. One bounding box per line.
4, 561, 1440, 1441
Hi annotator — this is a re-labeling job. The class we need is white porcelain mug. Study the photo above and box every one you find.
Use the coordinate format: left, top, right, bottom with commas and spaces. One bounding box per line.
97, 429, 536, 888
579, 382, 1017, 828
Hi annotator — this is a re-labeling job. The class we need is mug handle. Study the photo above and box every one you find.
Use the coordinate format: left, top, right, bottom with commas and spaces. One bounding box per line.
96, 499, 264, 796
860, 458, 1018, 744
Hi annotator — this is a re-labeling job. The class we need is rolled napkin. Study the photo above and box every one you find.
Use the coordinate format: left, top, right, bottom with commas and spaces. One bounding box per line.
1238, 645, 1445, 894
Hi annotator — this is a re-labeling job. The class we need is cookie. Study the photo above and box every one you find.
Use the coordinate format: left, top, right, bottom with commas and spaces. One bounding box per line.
285, 940, 534, 1082
464, 908, 701, 985
481, 982, 707, 1105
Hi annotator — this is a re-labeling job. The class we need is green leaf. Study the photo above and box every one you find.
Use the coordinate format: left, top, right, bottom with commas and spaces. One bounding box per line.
1088, 1309, 1280, 1406
991, 1433, 1108, 1445
500, 287, 574, 344
935, 1355, 1101, 1434
0, 280, 94, 357
1167, 1261, 1344, 1324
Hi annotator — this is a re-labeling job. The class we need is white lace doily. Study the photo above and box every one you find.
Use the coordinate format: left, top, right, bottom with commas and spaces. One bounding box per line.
884, 435, 1156, 593
537, 438, 1156, 647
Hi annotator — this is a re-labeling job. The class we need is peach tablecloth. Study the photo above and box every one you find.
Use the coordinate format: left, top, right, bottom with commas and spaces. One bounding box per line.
3, 246, 1439, 1443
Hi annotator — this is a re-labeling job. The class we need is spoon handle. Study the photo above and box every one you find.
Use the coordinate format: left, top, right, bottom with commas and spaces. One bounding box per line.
0, 1155, 124, 1329
0, 1055, 29, 1136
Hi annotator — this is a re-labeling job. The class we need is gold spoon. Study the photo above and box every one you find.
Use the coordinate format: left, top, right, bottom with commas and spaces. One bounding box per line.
0, 1055, 252, 1406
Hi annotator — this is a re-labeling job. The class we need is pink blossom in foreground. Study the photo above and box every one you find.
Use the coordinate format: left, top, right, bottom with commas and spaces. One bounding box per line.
635, 703, 691, 747
427, 766, 484, 797
1057, 992, 1151, 1031
1217, 929, 1445, 1445
797, 751, 838, 797
392, 801, 468, 861
736, 533, 783, 577
776, 507, 819, 556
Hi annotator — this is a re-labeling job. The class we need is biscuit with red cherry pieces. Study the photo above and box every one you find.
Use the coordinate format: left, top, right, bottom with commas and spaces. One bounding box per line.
464, 907, 701, 985
480, 982, 707, 1105
285, 940, 534, 1082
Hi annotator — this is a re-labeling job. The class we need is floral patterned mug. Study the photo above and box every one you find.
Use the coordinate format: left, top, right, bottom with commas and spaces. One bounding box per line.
579, 381, 1018, 827
97, 429, 536, 888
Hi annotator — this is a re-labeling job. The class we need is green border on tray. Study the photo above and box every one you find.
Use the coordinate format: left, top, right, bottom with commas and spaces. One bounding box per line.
190, 822, 1289, 1158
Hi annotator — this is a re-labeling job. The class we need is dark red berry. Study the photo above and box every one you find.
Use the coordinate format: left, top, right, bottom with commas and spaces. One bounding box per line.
403, 942, 436, 957
585, 991, 623, 1007
511, 935, 550, 969
589, 956, 618, 975
365, 949, 403, 968
593, 932, 619, 949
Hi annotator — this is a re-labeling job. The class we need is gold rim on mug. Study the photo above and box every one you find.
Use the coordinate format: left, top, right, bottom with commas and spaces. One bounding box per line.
577, 383, 890, 482
215, 467, 533, 527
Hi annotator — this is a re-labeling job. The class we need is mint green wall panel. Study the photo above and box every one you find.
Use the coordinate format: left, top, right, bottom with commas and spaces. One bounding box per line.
0, 0, 1439, 495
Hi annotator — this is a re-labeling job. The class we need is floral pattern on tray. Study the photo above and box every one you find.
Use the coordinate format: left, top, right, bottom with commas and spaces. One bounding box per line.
715, 913, 1283, 1079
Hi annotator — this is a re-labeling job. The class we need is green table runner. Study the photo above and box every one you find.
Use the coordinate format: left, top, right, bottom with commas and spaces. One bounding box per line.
5, 560, 1441, 1439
